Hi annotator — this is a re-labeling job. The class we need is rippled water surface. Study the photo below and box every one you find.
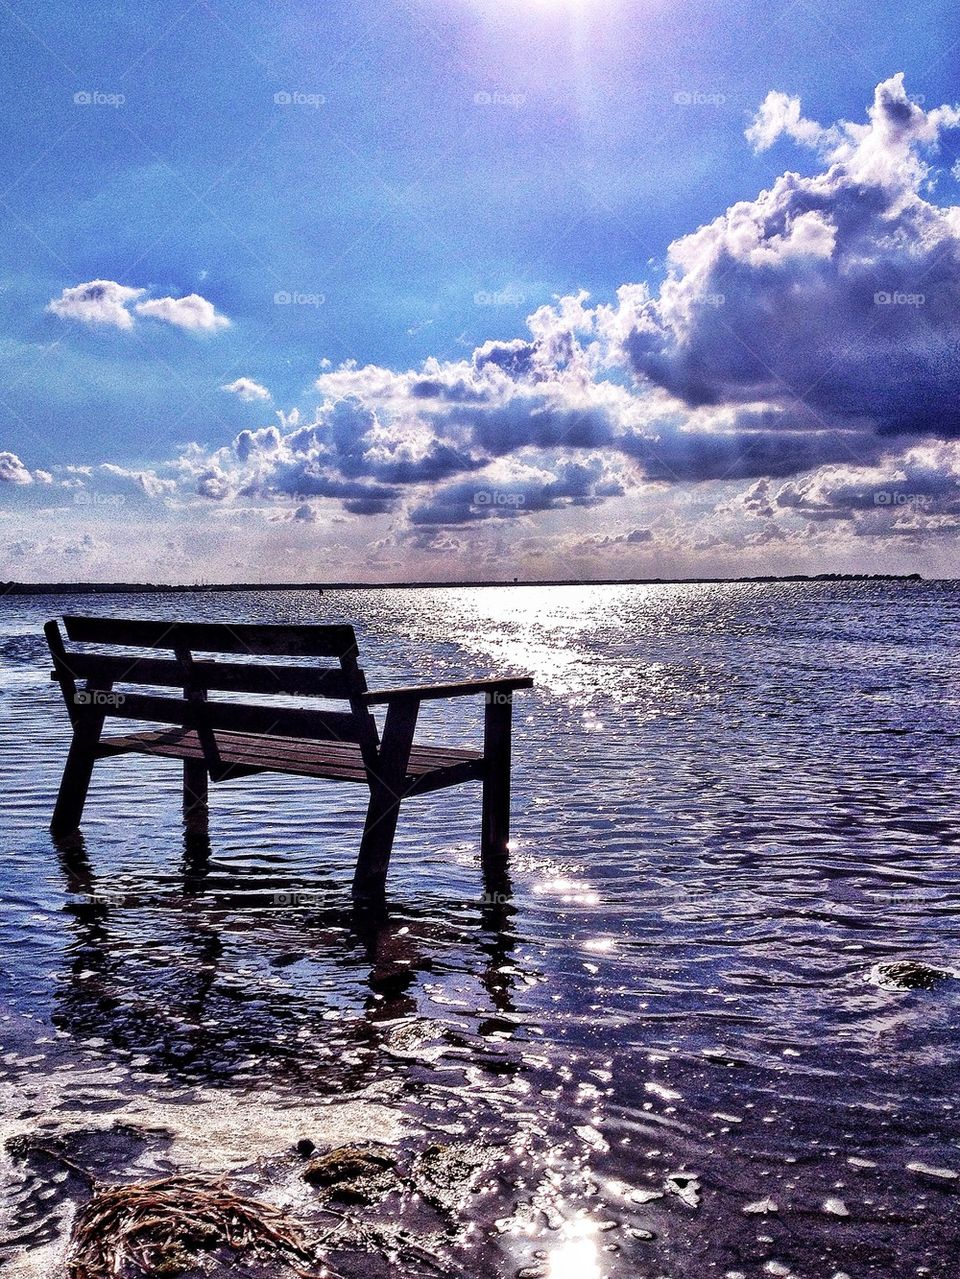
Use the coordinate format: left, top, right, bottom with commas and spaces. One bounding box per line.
2, 582, 960, 1277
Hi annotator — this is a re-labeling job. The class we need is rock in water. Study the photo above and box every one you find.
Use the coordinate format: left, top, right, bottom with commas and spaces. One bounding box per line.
743, 1197, 778, 1215
664, 1172, 701, 1208
867, 960, 956, 991
823, 1197, 849, 1217
906, 1160, 959, 1181
413, 1142, 489, 1219
302, 1145, 398, 1203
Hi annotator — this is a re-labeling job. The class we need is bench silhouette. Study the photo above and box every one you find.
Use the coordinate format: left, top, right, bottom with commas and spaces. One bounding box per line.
45, 616, 533, 900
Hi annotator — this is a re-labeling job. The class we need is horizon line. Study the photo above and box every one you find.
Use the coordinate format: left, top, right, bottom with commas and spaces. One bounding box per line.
0, 572, 935, 595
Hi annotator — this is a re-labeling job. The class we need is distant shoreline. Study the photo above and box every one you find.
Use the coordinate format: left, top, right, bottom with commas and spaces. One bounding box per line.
0, 573, 928, 595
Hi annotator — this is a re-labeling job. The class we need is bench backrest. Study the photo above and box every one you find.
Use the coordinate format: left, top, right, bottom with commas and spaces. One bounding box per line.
45, 615, 379, 766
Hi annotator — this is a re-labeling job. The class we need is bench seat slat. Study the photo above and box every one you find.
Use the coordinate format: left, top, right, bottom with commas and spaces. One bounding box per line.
165, 732, 479, 770
54, 653, 351, 699
102, 728, 479, 770
98, 732, 370, 782
63, 615, 358, 658
97, 728, 483, 784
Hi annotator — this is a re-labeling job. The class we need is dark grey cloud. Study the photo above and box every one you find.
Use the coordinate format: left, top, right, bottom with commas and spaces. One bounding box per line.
615, 76, 960, 441
409, 456, 625, 526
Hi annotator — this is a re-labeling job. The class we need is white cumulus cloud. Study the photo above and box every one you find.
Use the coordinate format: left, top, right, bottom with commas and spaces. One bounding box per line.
0, 451, 35, 484
46, 280, 146, 329
134, 293, 230, 331
48, 281, 230, 332
607, 73, 960, 444
221, 377, 271, 401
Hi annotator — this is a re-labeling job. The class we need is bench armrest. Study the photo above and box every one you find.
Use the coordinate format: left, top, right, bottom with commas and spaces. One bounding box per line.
362, 676, 533, 705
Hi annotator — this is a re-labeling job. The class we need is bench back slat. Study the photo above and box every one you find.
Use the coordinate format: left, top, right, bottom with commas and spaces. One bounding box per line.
84, 691, 361, 742
49, 615, 377, 751
57, 652, 352, 700
63, 615, 358, 658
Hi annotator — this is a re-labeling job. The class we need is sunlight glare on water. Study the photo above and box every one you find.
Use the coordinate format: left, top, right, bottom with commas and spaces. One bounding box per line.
547, 1222, 603, 1279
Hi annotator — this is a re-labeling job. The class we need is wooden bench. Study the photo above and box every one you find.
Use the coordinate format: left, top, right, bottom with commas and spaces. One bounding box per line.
45, 616, 533, 901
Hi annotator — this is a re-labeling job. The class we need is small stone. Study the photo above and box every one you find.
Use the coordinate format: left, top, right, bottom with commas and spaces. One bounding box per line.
868, 960, 956, 991
743, 1197, 778, 1215
665, 1172, 701, 1208
412, 1141, 490, 1219
907, 1160, 959, 1181
628, 1187, 664, 1204
823, 1197, 849, 1217
296, 1137, 316, 1158
574, 1124, 609, 1153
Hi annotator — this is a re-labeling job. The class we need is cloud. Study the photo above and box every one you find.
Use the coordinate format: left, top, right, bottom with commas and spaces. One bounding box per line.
2, 532, 105, 563
575, 526, 653, 550
746, 75, 960, 187
134, 293, 230, 331
771, 443, 960, 529
745, 91, 841, 155
46, 280, 145, 329
606, 74, 960, 446
0, 451, 35, 484
408, 454, 627, 526
22, 76, 960, 564
221, 377, 271, 401
47, 281, 230, 332
99, 463, 177, 498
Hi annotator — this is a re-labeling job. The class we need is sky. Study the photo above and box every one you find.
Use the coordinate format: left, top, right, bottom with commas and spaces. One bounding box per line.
2, 0, 960, 582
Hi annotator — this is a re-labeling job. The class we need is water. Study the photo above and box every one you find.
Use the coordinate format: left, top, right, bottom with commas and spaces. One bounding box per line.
1, 581, 960, 1277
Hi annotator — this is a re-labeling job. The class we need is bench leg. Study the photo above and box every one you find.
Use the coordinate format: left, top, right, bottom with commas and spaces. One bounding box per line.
51, 739, 98, 836
183, 759, 209, 827
352, 700, 419, 904
353, 788, 404, 903
481, 694, 513, 873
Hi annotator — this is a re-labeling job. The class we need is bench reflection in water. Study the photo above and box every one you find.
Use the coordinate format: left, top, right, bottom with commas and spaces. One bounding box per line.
52, 826, 525, 1089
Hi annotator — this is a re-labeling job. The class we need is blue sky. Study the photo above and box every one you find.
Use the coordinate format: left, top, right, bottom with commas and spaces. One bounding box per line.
2, 0, 960, 581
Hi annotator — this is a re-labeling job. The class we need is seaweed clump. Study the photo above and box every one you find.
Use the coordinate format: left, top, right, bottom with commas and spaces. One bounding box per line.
66, 1173, 326, 1278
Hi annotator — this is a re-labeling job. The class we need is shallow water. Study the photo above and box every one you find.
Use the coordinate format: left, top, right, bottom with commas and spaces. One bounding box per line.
2, 581, 960, 1277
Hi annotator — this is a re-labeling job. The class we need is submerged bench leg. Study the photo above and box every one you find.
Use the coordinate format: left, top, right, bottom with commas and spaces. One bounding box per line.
49, 685, 111, 838
51, 739, 98, 837
354, 788, 404, 902
353, 701, 419, 904
481, 694, 513, 873
183, 759, 209, 827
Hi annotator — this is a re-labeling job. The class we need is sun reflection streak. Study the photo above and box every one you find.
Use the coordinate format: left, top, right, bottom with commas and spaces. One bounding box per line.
446, 583, 675, 700
531, 875, 600, 906
547, 1219, 603, 1279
